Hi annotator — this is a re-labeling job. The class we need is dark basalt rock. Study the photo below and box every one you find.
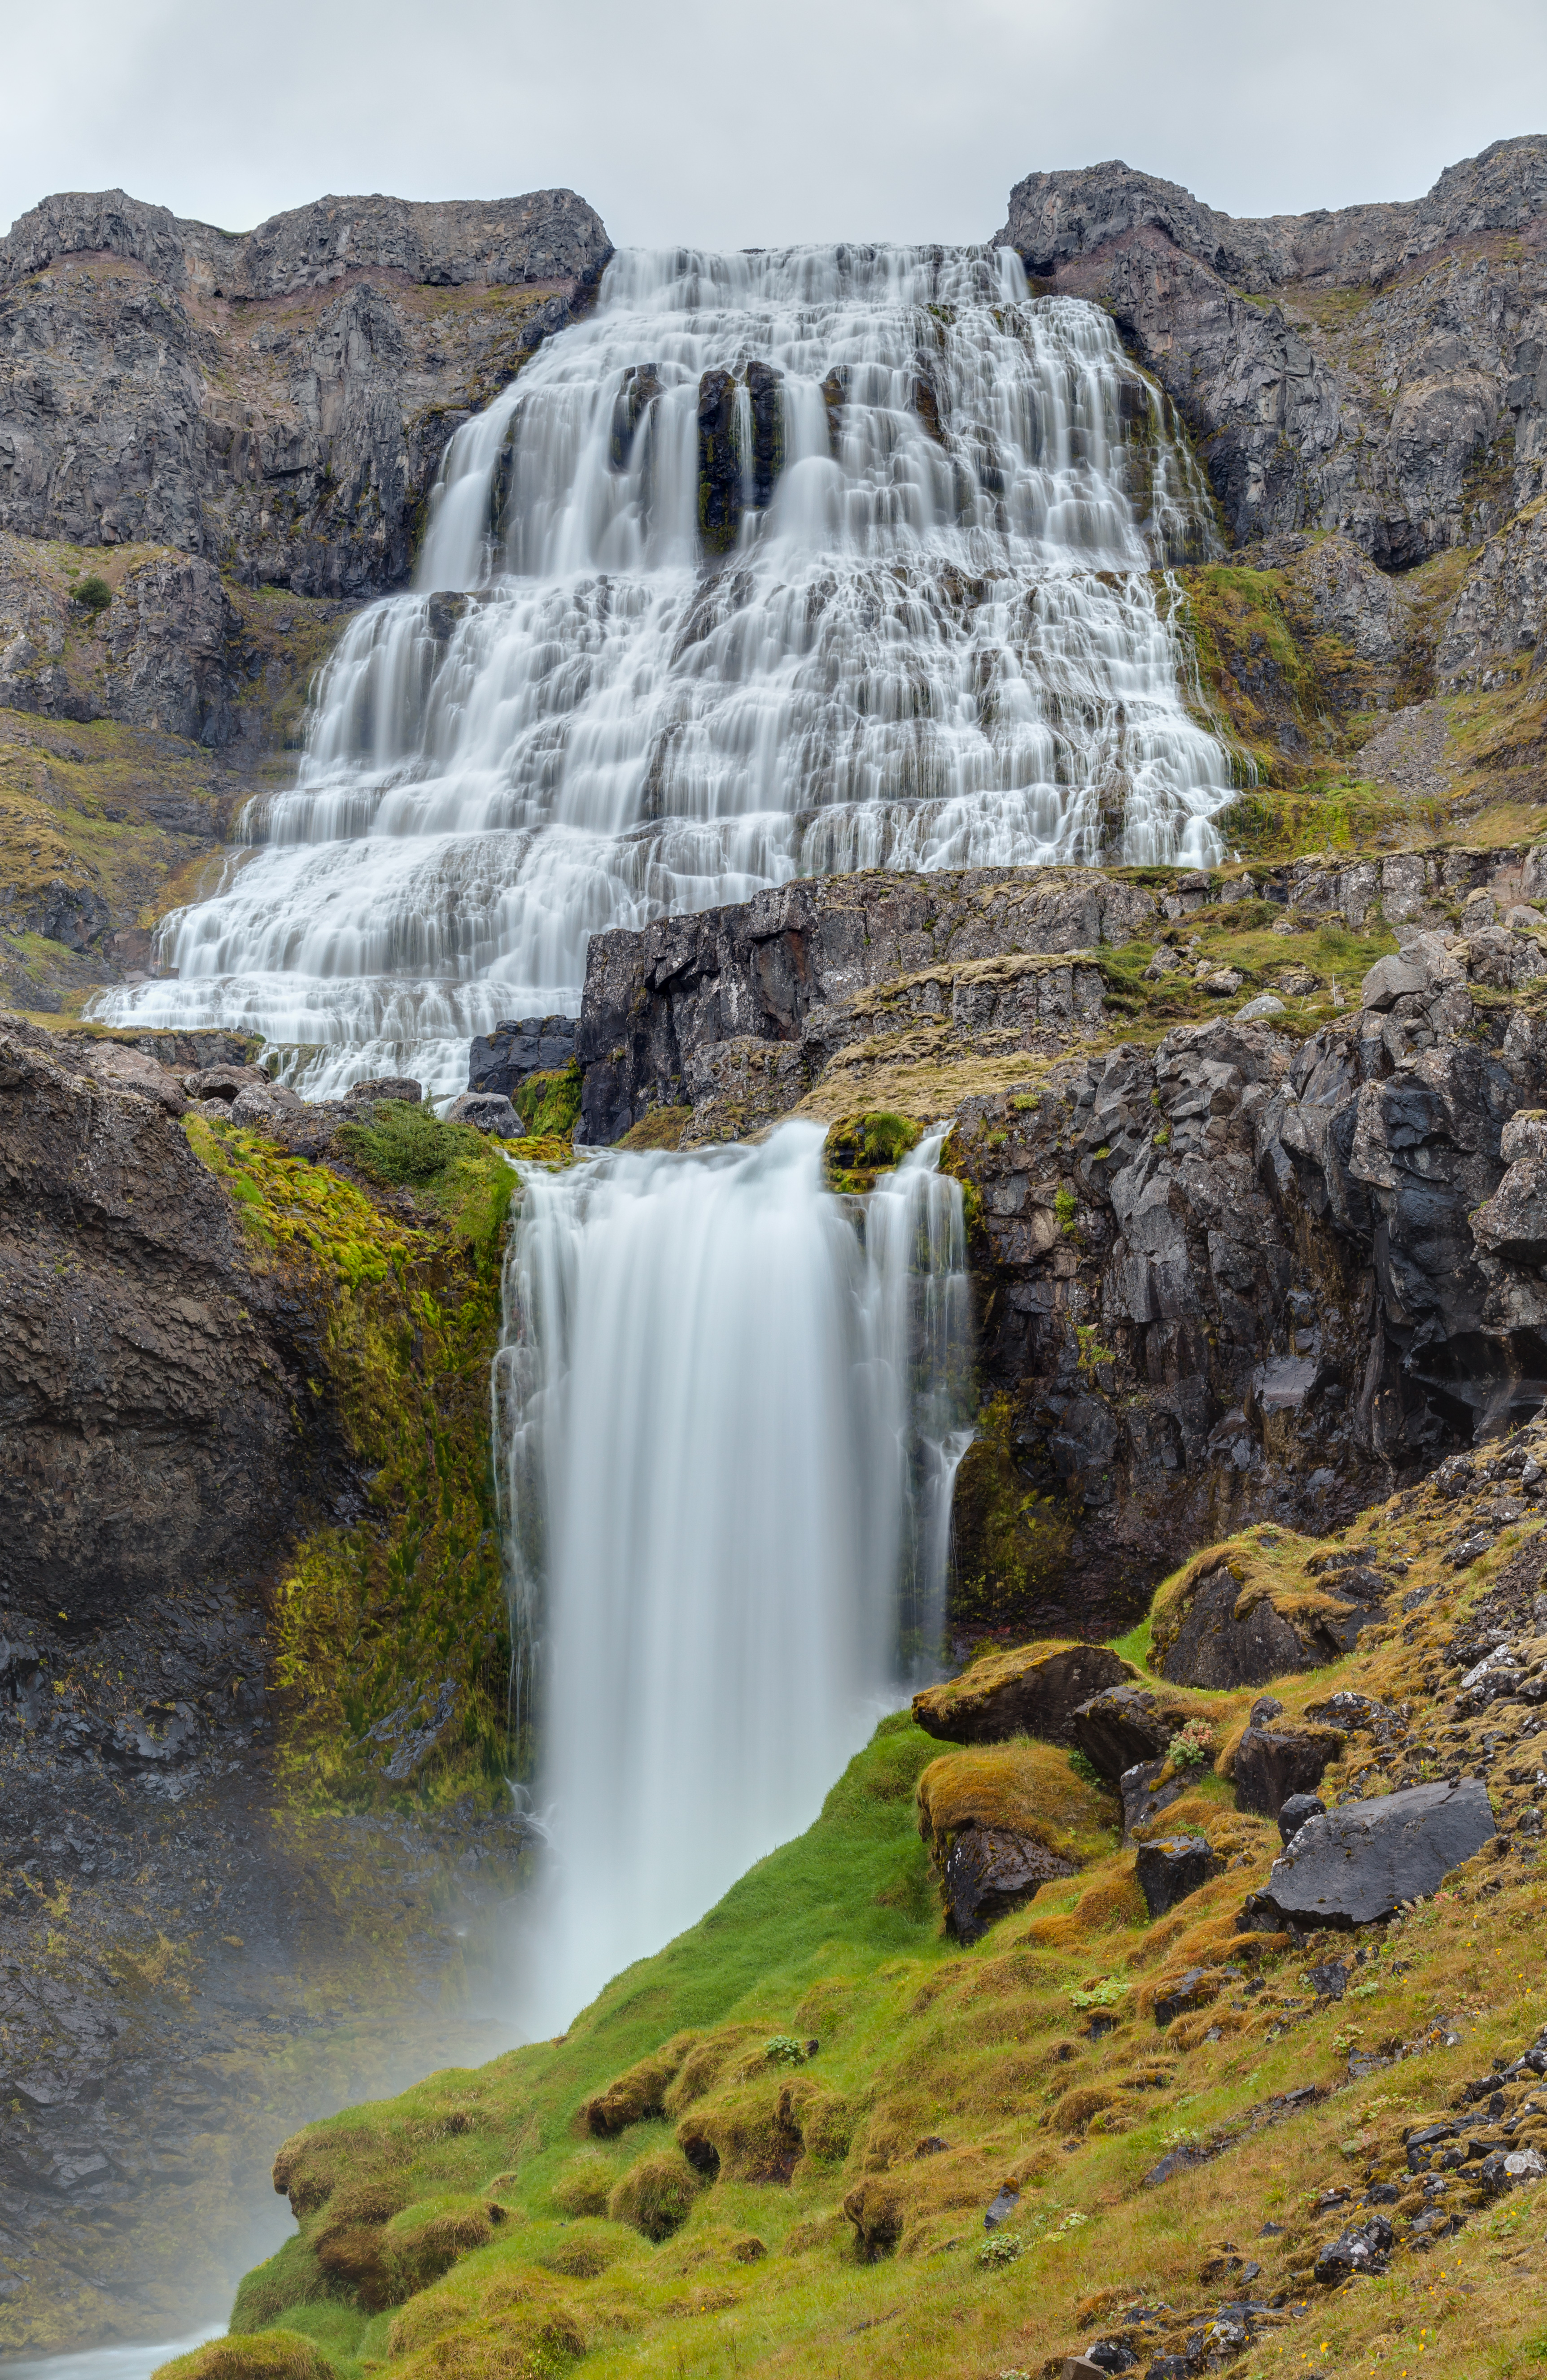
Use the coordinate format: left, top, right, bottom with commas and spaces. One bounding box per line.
609, 365, 662, 471
1071, 1683, 1176, 1780
0, 1018, 335, 1625
747, 359, 785, 510
1277, 1792, 1327, 1844
445, 1091, 521, 1136
1119, 1758, 1184, 1839
1241, 1779, 1496, 1931
940, 1824, 1075, 1943
1314, 2215, 1393, 2282
1135, 1835, 1224, 1920
993, 137, 1547, 565
914, 1642, 1133, 1747
1154, 1964, 1240, 2027
1158, 1566, 1365, 1688
698, 368, 743, 558
0, 184, 611, 595
1232, 1724, 1344, 1819
468, 1016, 577, 1099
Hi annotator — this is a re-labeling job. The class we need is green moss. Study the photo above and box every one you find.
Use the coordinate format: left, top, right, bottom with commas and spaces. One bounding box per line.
512, 1059, 582, 1140
948, 1395, 1075, 1635
183, 1112, 551, 1801
823, 1109, 924, 1193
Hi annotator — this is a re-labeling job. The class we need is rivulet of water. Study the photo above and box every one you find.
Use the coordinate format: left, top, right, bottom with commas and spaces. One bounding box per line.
492, 1121, 970, 2031
90, 244, 1232, 1097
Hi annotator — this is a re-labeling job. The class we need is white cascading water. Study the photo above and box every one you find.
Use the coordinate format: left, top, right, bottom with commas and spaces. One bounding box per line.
493, 1121, 970, 2030
90, 244, 1233, 1097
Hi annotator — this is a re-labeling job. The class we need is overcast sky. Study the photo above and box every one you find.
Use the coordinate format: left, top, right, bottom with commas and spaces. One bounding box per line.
3, 0, 1544, 252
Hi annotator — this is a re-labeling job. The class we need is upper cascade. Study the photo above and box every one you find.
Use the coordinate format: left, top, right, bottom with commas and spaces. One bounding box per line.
94, 243, 1234, 1096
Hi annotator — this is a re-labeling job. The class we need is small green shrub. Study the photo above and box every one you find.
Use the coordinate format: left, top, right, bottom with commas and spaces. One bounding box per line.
977, 2230, 1023, 2268
764, 2034, 806, 2066
72, 574, 112, 612
1054, 1187, 1077, 1228
513, 1059, 582, 1140
1167, 1717, 1217, 1770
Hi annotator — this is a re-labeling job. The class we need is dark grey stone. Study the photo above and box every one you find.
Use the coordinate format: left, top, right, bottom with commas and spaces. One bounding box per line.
1278, 1792, 1327, 1844
1136, 1836, 1224, 1920
1233, 1726, 1342, 1819
1245, 1780, 1496, 1929
941, 1826, 1075, 1944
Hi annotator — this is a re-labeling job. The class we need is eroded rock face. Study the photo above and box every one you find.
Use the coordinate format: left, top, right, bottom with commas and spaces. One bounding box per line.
576, 867, 1156, 1145
995, 138, 1547, 563
0, 184, 610, 593
0, 1020, 318, 1622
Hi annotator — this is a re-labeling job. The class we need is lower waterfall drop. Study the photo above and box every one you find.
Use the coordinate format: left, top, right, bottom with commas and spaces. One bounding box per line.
494, 1120, 970, 2032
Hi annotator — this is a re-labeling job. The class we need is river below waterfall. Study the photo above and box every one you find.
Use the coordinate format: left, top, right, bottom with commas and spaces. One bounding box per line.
91, 244, 1232, 1096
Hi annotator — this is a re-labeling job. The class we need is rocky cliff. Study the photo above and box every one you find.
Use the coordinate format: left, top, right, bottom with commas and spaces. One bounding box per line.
574, 843, 1547, 1637
0, 186, 610, 593
996, 136, 1547, 567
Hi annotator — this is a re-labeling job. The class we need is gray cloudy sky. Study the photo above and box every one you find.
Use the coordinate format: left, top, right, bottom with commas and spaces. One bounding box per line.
3, 0, 1544, 250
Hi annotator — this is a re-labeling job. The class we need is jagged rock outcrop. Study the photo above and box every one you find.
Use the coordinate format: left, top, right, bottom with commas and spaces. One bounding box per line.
0, 185, 610, 593
576, 868, 1158, 1145
0, 1019, 324, 1622
995, 137, 1547, 564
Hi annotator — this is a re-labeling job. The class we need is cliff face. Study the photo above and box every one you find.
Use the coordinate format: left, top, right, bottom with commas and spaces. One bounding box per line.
574, 844, 1547, 1635
996, 137, 1547, 567
0, 186, 611, 595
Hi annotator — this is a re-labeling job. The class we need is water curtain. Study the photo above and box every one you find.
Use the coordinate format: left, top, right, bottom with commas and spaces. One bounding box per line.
92, 244, 1232, 1095
492, 1121, 970, 2028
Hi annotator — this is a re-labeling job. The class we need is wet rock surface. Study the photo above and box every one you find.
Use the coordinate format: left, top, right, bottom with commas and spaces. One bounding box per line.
0, 1017, 336, 1625
0, 1591, 525, 2348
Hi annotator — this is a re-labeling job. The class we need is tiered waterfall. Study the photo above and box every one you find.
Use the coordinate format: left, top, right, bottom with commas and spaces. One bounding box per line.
91, 243, 1231, 1095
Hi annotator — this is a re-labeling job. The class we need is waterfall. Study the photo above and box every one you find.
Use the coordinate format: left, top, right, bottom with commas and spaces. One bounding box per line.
90, 243, 1233, 1098
493, 1120, 970, 2030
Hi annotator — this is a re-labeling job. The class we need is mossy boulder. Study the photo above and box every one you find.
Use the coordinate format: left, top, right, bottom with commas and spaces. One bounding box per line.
912, 1640, 1137, 1746
153, 2336, 340, 2380
1152, 1542, 1372, 1687
607, 2146, 704, 2240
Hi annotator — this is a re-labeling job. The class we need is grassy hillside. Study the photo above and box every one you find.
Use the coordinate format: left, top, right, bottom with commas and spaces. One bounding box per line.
171, 1430, 1547, 2380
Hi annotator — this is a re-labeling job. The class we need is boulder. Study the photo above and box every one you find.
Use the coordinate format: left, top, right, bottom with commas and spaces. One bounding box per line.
1154, 1965, 1240, 2027
468, 1016, 577, 1098
230, 1081, 305, 1129
1071, 1682, 1182, 1779
1277, 1792, 1326, 1845
1157, 1566, 1361, 1688
1476, 2146, 1547, 2196
1360, 954, 1430, 1011
1240, 1779, 1496, 1930
344, 1076, 422, 1107
913, 1643, 1136, 1747
1136, 1836, 1224, 1919
1119, 1758, 1184, 1839
940, 1825, 1075, 1944
1471, 1151, 1547, 1267
1232, 1724, 1344, 1819
1314, 2216, 1393, 2282
445, 1091, 522, 1136
81, 1043, 188, 1115
184, 1063, 271, 1101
